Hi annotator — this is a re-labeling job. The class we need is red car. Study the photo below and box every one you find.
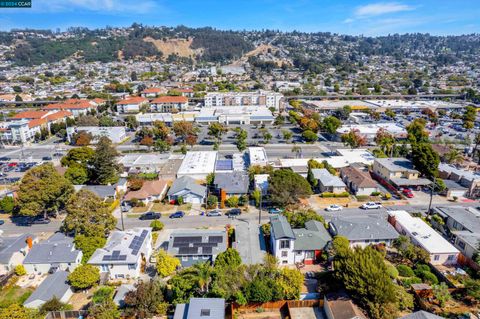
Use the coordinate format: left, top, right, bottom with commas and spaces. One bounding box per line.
402, 189, 414, 198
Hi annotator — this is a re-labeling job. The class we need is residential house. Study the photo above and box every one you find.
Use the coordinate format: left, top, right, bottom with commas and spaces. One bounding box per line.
311, 168, 346, 194
433, 206, 480, 264
43, 99, 97, 116
150, 96, 188, 112
140, 87, 166, 98
167, 230, 227, 267
388, 210, 459, 265
118, 153, 171, 174
328, 216, 399, 248
75, 184, 117, 201
438, 163, 480, 198
23, 233, 82, 274
177, 88, 194, 98
214, 172, 249, 196
23, 271, 73, 308
270, 215, 331, 265
399, 311, 445, 319
174, 298, 225, 319
0, 234, 36, 275
324, 293, 367, 319
123, 180, 168, 205
167, 176, 207, 204
116, 96, 149, 113
88, 228, 152, 280
340, 166, 379, 196
373, 158, 431, 189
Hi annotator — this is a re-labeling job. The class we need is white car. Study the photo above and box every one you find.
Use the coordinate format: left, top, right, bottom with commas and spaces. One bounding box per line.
360, 202, 382, 210
325, 204, 343, 212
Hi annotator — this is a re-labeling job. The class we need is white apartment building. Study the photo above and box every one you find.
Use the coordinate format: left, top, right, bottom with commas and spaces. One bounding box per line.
150, 96, 188, 112
116, 97, 149, 113
204, 90, 283, 111
388, 210, 459, 265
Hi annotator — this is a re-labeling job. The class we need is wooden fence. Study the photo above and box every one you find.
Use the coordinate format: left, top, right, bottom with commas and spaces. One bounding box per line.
230, 299, 323, 318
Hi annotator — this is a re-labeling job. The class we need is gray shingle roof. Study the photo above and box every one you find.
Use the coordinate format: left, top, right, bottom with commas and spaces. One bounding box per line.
329, 216, 399, 241
167, 230, 227, 258
434, 206, 480, 233
23, 233, 81, 265
167, 176, 207, 197
214, 172, 249, 194
0, 234, 35, 264
24, 271, 71, 306
292, 221, 331, 251
375, 157, 419, 174
399, 311, 444, 319
81, 185, 116, 199
174, 298, 225, 319
270, 215, 295, 239
311, 168, 346, 188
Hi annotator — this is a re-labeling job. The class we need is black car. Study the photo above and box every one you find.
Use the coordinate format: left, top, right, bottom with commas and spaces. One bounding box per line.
227, 208, 241, 216
0, 220, 4, 225
42, 156, 53, 161
31, 217, 51, 225
139, 212, 161, 220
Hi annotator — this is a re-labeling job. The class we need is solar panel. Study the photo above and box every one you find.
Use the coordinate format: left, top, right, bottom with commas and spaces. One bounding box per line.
112, 250, 120, 257
172, 242, 191, 248
208, 236, 223, 243
103, 255, 111, 261
132, 248, 139, 256
202, 246, 213, 254
178, 247, 199, 254
193, 242, 217, 247
173, 236, 202, 244
215, 159, 233, 171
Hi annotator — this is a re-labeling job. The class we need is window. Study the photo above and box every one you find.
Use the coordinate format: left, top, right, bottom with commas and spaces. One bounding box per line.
128, 264, 136, 270
200, 309, 210, 316
434, 255, 440, 261
182, 256, 188, 261
296, 251, 302, 255
447, 255, 455, 261
281, 251, 288, 257
101, 264, 109, 272
458, 241, 466, 250
282, 260, 288, 264
280, 240, 290, 249
305, 251, 314, 259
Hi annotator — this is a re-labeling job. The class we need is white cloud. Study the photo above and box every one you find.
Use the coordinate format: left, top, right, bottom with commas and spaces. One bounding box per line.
34, 0, 159, 14
354, 2, 414, 17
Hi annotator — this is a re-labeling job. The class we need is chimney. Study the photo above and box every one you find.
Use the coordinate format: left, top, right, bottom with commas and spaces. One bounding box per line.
387, 213, 396, 227
26, 236, 33, 249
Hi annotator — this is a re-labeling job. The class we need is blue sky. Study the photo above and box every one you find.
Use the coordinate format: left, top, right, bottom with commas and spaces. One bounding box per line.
0, 0, 479, 35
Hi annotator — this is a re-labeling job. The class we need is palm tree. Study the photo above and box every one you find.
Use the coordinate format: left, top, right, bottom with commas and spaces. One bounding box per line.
445, 148, 464, 165
291, 145, 302, 158
184, 262, 213, 295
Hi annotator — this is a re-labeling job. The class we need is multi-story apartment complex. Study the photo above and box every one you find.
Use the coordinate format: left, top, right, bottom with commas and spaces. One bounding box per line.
204, 90, 283, 111
150, 96, 188, 113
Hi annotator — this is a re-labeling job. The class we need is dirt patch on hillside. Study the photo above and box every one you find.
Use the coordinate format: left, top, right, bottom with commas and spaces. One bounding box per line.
143, 36, 203, 58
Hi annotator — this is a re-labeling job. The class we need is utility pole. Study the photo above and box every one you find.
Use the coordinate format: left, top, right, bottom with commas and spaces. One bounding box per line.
427, 177, 436, 216
120, 208, 125, 231
258, 193, 262, 225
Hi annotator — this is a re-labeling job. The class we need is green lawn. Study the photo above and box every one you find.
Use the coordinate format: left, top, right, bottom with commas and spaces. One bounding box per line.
0, 284, 34, 308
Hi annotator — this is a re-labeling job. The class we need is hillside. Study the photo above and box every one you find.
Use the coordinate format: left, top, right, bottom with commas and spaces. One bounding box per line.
143, 37, 203, 59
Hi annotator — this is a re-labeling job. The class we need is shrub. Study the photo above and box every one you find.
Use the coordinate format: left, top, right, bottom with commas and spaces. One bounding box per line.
334, 192, 350, 198
129, 179, 144, 190
356, 195, 369, 201
150, 220, 164, 232
371, 191, 382, 196
176, 196, 184, 205
420, 271, 439, 285
397, 265, 415, 277
92, 286, 115, 304
415, 264, 431, 274
321, 192, 334, 198
225, 196, 239, 208
400, 277, 422, 287
386, 265, 399, 279
206, 195, 218, 209
14, 265, 26, 276
68, 264, 100, 290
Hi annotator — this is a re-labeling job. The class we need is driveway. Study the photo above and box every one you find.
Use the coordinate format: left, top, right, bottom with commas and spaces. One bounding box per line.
234, 220, 266, 265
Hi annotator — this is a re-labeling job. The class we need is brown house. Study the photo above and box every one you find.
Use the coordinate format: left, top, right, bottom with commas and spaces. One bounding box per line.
124, 180, 168, 205
340, 166, 379, 196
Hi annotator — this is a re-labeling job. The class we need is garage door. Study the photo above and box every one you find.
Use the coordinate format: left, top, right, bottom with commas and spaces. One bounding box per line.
186, 195, 201, 204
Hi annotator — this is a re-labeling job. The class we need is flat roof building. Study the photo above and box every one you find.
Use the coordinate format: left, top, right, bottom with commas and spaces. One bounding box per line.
177, 151, 217, 180
248, 147, 268, 166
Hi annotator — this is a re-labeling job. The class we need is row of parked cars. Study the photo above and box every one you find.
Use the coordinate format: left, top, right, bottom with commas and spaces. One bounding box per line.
324, 202, 383, 212
138, 208, 243, 220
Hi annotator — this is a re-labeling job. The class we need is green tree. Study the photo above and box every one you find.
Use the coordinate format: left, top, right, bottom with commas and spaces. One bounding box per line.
406, 118, 429, 143
156, 250, 180, 277
88, 299, 120, 319
463, 105, 477, 129
208, 123, 226, 141
153, 140, 171, 153
374, 128, 396, 157
432, 282, 451, 307
206, 195, 218, 209
0, 196, 15, 214
14, 264, 26, 276
283, 209, 324, 228
0, 304, 32, 319
268, 169, 312, 206
150, 220, 164, 231
411, 143, 440, 178
245, 278, 274, 302
302, 130, 318, 142
307, 168, 318, 188
68, 264, 100, 290
282, 130, 293, 143
334, 246, 398, 319
124, 115, 138, 130
277, 267, 304, 299
225, 196, 239, 208
17, 163, 74, 217
181, 262, 214, 295
92, 286, 115, 304
61, 147, 95, 167
332, 236, 350, 257
262, 131, 272, 144
251, 189, 262, 207
74, 235, 107, 263
124, 280, 168, 319
89, 137, 120, 185
215, 248, 242, 268
64, 163, 89, 185
62, 189, 116, 237
385, 109, 396, 119
39, 297, 71, 314
322, 116, 342, 134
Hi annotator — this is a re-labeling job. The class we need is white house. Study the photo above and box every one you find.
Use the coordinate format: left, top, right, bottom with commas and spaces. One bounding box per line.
270, 215, 331, 265
116, 97, 149, 113
150, 96, 188, 112
311, 168, 346, 194
0, 234, 37, 275
23, 233, 82, 274
88, 228, 152, 280
388, 210, 460, 265
167, 176, 207, 204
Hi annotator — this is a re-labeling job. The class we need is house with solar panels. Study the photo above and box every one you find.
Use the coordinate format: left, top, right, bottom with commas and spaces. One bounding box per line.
88, 228, 152, 280
167, 230, 227, 267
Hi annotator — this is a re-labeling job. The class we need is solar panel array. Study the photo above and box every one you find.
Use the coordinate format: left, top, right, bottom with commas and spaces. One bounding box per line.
129, 229, 148, 256
172, 234, 224, 256
215, 159, 233, 171
102, 250, 127, 261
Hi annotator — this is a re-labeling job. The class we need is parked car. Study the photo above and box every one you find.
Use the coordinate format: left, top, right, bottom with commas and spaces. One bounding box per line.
169, 211, 185, 219
227, 208, 241, 216
31, 217, 51, 224
42, 156, 53, 161
325, 204, 343, 212
139, 212, 161, 220
0, 220, 4, 225
402, 189, 414, 198
206, 210, 222, 217
360, 202, 382, 210
268, 207, 284, 214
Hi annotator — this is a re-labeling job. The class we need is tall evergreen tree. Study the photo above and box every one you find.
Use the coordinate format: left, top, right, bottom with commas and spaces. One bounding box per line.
89, 137, 120, 185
